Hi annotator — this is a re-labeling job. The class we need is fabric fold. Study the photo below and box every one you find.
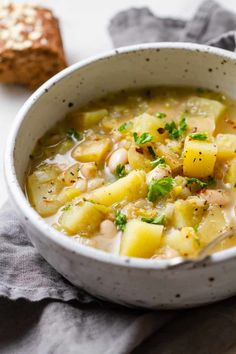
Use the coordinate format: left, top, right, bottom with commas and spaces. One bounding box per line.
0, 205, 93, 303
108, 0, 236, 52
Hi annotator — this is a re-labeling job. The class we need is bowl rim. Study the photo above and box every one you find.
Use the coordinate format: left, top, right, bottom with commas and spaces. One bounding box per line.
5, 41, 236, 270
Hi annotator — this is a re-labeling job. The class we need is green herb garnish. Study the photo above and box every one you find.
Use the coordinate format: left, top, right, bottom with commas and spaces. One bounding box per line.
207, 176, 216, 186
150, 157, 166, 167
186, 177, 208, 189
115, 164, 127, 178
156, 112, 166, 119
196, 87, 205, 94
86, 199, 96, 204
147, 146, 156, 158
62, 204, 72, 212
193, 224, 199, 233
133, 132, 153, 145
115, 211, 127, 231
141, 214, 165, 225
67, 128, 82, 141
165, 117, 187, 140
189, 132, 208, 141
118, 122, 129, 132
147, 177, 174, 202
164, 121, 178, 139
179, 117, 187, 133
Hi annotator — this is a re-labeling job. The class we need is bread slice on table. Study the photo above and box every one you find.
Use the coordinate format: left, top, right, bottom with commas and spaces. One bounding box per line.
0, 3, 67, 89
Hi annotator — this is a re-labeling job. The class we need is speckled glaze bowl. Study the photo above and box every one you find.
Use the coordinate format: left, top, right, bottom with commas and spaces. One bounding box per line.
5, 43, 236, 309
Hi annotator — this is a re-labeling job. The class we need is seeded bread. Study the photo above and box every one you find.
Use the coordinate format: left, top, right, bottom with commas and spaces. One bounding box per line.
0, 3, 67, 89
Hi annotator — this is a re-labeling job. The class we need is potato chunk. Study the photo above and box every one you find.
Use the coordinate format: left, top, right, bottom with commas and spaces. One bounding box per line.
216, 134, 236, 160
120, 220, 163, 258
33, 164, 61, 183
59, 201, 104, 235
27, 166, 63, 217
187, 117, 215, 135
183, 137, 217, 177
224, 158, 236, 184
164, 227, 200, 257
127, 145, 152, 172
198, 205, 228, 244
173, 197, 205, 229
88, 170, 147, 206
68, 109, 108, 129
58, 163, 80, 186
154, 143, 183, 174
130, 113, 167, 142
57, 187, 82, 204
186, 96, 225, 136
186, 96, 225, 121
72, 139, 111, 164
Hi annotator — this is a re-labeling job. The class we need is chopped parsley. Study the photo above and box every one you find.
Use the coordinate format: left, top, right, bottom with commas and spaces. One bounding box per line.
196, 87, 205, 94
118, 122, 129, 132
67, 128, 82, 141
178, 116, 187, 134
62, 204, 72, 212
115, 164, 127, 178
115, 211, 127, 231
150, 157, 166, 167
164, 121, 177, 139
147, 177, 174, 202
84, 198, 96, 204
186, 177, 209, 189
141, 214, 165, 225
189, 132, 208, 141
156, 112, 166, 119
193, 224, 199, 233
133, 132, 153, 145
207, 176, 216, 186
165, 117, 187, 140
147, 146, 156, 158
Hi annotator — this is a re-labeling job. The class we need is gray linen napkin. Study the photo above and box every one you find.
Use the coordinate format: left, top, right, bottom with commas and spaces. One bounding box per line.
108, 0, 236, 50
2, 0, 236, 353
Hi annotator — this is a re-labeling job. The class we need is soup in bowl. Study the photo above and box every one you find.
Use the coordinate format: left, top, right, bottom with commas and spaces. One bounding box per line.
5, 43, 236, 308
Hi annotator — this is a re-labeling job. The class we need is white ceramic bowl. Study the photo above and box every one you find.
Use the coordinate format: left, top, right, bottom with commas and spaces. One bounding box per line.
5, 43, 236, 309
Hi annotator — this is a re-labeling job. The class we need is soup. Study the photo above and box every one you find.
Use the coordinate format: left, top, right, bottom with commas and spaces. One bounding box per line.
26, 87, 236, 259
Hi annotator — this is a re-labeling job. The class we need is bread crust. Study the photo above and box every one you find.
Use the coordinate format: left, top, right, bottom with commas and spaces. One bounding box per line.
0, 4, 67, 89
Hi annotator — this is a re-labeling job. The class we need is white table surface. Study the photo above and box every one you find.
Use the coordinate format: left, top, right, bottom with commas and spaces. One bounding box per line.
1, 0, 236, 207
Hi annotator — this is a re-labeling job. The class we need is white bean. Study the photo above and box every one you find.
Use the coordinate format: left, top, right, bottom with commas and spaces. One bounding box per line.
108, 148, 128, 173
100, 220, 117, 238
146, 165, 171, 184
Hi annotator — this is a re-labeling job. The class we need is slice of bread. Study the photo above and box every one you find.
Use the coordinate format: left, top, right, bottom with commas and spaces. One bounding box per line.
0, 3, 67, 89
